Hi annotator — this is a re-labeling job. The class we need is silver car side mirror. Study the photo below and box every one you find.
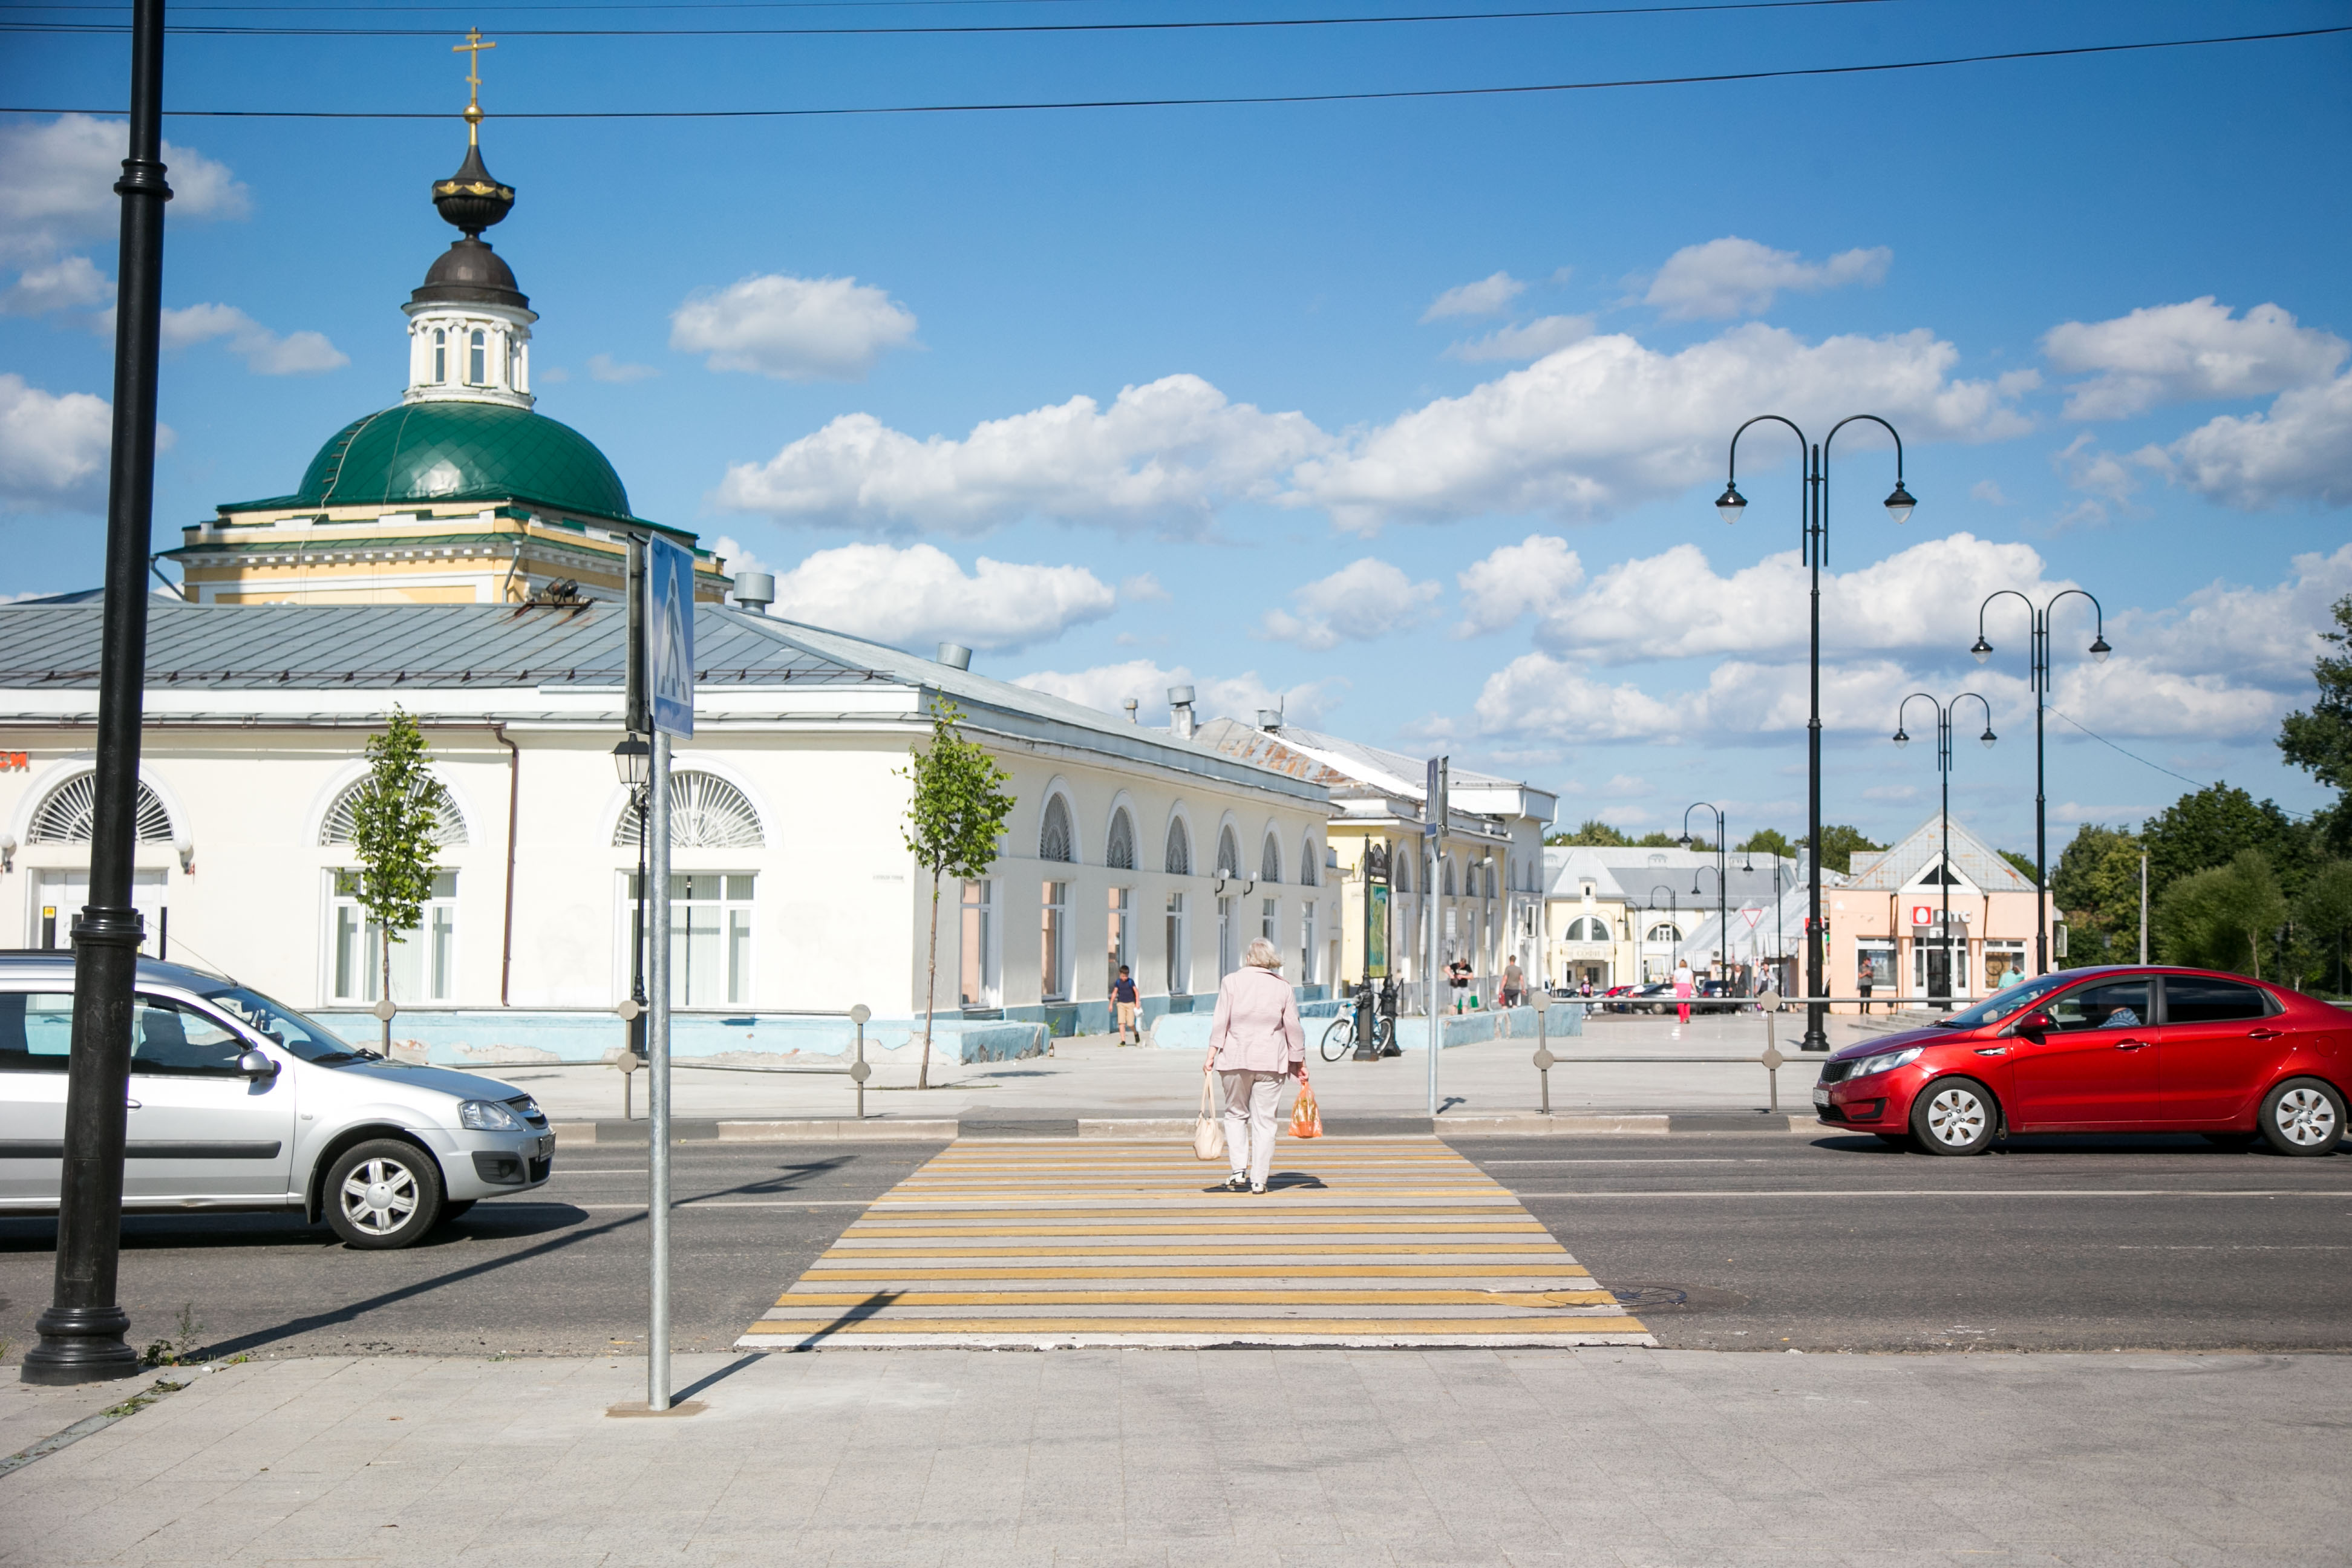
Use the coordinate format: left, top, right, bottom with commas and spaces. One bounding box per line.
238, 1048, 279, 1079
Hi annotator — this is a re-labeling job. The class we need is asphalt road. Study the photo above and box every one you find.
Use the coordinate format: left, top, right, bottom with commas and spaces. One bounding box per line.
2, 1130, 2347, 1364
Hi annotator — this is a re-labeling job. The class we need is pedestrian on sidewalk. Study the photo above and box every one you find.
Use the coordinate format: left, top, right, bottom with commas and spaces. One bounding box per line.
1672, 959, 1695, 1034
1857, 956, 1875, 1015
1203, 936, 1306, 1194
1448, 957, 1473, 1013
1501, 956, 1524, 1008
1112, 965, 1140, 1044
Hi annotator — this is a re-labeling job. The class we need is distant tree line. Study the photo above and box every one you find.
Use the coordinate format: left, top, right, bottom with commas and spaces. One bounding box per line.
1544, 818, 1887, 874
2055, 593, 2352, 992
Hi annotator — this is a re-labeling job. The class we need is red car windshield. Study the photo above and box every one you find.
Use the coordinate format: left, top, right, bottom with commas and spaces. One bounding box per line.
1932, 972, 2078, 1028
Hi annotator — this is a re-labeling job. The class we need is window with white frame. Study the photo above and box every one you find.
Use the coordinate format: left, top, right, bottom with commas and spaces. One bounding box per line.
959, 880, 998, 1007
1301, 901, 1318, 984
468, 328, 487, 385
630, 872, 754, 1008
1261, 835, 1282, 884
1261, 896, 1278, 947
332, 870, 457, 1004
1106, 886, 1132, 992
1040, 880, 1070, 1001
1165, 818, 1191, 876
1299, 835, 1321, 887
1039, 796, 1075, 864
1106, 809, 1136, 871
1165, 891, 1190, 995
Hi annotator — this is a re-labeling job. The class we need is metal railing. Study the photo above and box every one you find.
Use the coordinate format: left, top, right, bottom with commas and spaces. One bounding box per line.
611, 1004, 875, 1118
1530, 1003, 1795, 1112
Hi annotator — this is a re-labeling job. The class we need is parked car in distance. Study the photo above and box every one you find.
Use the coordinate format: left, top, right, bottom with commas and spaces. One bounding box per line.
0, 953, 552, 1247
1812, 965, 2348, 1157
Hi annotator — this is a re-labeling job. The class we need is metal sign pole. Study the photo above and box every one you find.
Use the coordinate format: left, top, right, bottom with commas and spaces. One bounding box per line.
1426, 757, 1447, 1118
647, 729, 671, 1411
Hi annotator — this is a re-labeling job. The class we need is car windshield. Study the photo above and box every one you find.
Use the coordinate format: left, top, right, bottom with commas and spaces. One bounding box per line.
200, 984, 373, 1064
1931, 972, 2079, 1029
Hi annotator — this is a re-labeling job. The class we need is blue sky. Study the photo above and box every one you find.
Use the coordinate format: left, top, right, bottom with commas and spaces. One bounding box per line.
2, 0, 2348, 856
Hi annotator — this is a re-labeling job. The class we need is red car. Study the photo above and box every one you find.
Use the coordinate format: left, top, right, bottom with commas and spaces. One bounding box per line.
1814, 966, 2348, 1156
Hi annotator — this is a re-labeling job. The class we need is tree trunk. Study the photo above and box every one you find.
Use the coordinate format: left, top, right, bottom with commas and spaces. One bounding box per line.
919, 868, 942, 1090
379, 926, 393, 1054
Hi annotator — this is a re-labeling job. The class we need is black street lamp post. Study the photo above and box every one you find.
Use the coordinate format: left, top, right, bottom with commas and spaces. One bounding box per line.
1679, 803, 1727, 986
1719, 414, 1914, 1050
613, 737, 651, 1059
1972, 592, 2109, 976
1893, 693, 1996, 1007
1645, 884, 1680, 986
22, 0, 171, 1387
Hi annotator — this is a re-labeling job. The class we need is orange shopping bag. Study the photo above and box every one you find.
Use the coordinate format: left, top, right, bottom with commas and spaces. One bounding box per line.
1289, 1080, 1323, 1138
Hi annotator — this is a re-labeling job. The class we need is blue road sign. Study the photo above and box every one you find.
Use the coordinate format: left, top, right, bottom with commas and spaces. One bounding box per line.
645, 535, 695, 738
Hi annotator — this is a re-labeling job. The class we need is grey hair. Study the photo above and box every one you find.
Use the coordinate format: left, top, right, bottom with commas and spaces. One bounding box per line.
1243, 936, 1283, 971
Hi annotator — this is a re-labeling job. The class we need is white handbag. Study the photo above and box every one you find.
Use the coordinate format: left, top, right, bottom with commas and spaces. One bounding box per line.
1193, 1077, 1226, 1161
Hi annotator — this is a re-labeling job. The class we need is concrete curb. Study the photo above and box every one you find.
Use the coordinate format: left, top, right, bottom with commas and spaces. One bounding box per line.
553, 1114, 1820, 1143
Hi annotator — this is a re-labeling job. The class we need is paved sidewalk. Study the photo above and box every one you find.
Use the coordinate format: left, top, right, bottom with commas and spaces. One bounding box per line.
515, 1014, 1870, 1128
3, 1348, 2339, 1566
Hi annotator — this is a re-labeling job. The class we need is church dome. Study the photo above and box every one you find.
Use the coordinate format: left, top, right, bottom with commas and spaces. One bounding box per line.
267, 400, 635, 521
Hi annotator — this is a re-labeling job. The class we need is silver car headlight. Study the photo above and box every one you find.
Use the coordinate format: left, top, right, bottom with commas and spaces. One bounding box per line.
1849, 1047, 1923, 1079
459, 1099, 524, 1131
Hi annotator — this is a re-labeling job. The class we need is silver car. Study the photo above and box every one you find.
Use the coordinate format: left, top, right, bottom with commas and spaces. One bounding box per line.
0, 955, 551, 1249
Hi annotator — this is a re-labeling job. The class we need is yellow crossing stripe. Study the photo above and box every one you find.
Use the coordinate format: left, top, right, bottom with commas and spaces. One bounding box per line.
736, 1136, 1655, 1350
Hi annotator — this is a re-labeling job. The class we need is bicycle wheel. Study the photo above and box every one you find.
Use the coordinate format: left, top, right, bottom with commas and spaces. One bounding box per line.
1320, 1016, 1355, 1062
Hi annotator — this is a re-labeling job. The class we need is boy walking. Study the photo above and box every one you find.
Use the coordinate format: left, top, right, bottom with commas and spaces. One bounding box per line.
1112, 965, 1141, 1044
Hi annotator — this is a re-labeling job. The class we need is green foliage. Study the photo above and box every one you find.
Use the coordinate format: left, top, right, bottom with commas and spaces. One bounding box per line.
2052, 823, 2145, 964
2154, 850, 2288, 979
1635, 831, 1681, 848
2294, 860, 2352, 994
1799, 824, 1886, 875
2278, 593, 2352, 794
900, 699, 1015, 1088
1739, 828, 1797, 858
900, 699, 1016, 881
349, 709, 447, 1004
2141, 783, 2310, 904
1547, 819, 1632, 846
1998, 849, 2039, 885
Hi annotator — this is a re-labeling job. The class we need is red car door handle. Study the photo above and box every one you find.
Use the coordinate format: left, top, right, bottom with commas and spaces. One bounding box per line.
2247, 1028, 2282, 1040
2113, 1040, 2146, 1050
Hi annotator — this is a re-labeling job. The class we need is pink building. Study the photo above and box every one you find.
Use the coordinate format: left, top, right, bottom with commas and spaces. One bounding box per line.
1825, 815, 2044, 1007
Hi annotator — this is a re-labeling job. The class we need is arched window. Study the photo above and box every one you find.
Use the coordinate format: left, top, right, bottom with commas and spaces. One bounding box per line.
1566, 916, 1612, 942
1216, 826, 1241, 878
613, 771, 764, 848
1039, 795, 1075, 863
432, 328, 446, 382
468, 328, 487, 385
28, 774, 174, 845
321, 775, 468, 848
1260, 833, 1282, 884
1299, 834, 1320, 888
1392, 852, 1408, 894
1443, 858, 1456, 896
1105, 808, 1136, 871
1646, 922, 1681, 943
1164, 817, 1191, 876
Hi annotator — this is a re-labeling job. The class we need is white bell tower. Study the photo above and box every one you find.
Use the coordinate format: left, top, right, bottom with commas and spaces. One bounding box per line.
403, 30, 537, 410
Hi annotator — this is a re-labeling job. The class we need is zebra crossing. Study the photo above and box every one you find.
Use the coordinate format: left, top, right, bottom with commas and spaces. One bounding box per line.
737, 1136, 1655, 1349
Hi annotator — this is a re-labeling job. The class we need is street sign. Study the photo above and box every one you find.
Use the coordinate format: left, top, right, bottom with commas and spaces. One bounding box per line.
1368, 882, 1390, 978
644, 534, 695, 739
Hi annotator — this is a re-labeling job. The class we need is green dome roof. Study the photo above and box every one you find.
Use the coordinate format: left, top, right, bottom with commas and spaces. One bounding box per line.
235, 400, 635, 522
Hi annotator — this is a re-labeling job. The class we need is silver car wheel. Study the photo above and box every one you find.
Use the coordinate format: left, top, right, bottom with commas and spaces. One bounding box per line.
2272, 1086, 2339, 1148
1924, 1085, 1987, 1148
340, 1156, 420, 1235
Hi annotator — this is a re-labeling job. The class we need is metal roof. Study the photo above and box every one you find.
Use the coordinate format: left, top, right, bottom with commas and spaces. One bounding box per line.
1844, 814, 2035, 893
0, 601, 862, 689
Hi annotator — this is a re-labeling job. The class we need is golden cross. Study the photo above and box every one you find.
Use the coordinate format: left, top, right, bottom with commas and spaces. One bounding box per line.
454, 28, 495, 143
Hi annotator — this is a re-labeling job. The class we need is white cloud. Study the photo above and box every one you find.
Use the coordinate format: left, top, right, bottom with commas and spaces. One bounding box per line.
1422, 272, 1525, 321
669, 273, 917, 381
760, 541, 1114, 654
1259, 558, 1439, 650
713, 373, 1328, 538
1444, 315, 1594, 363
2095, 541, 2352, 690
1119, 572, 1170, 603
1643, 237, 1892, 321
1, 253, 109, 315
1454, 533, 1584, 636
2042, 298, 2346, 420
145, 302, 345, 375
0, 373, 113, 512
2138, 371, 2352, 511
2048, 431, 2141, 524
0, 114, 246, 263
1289, 325, 2033, 534
587, 352, 658, 384
1969, 479, 2011, 506
1013, 657, 1342, 729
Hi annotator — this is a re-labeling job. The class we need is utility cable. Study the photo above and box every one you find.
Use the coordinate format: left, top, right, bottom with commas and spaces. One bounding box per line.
4, 22, 2344, 118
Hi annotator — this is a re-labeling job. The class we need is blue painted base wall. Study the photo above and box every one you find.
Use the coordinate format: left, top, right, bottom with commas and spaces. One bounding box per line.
1151, 1001, 1586, 1053
315, 1010, 1048, 1069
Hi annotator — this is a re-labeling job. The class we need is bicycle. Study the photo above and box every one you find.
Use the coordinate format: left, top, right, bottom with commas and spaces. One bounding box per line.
1319, 1010, 1396, 1061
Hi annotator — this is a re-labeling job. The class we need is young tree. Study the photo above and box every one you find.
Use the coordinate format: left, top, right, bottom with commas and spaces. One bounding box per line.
2141, 782, 2309, 903
348, 708, 449, 1053
2155, 850, 2288, 978
2295, 860, 2352, 995
2052, 823, 2145, 963
2279, 592, 2352, 857
900, 699, 1016, 1089
1739, 828, 1797, 859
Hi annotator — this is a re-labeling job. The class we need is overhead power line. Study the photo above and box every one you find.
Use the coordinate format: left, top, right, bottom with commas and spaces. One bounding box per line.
3, 24, 2343, 119
2, 0, 1900, 38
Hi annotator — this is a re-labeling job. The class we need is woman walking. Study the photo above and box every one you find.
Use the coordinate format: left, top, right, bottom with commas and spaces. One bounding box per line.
1203, 936, 1305, 1194
1671, 959, 1696, 1036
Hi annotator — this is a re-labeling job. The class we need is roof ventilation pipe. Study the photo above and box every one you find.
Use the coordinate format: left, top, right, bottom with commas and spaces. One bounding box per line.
936, 642, 973, 670
1168, 684, 1197, 741
731, 571, 775, 612
1256, 708, 1282, 732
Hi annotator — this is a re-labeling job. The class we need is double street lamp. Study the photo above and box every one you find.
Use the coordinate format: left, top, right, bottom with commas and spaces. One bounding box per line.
1893, 693, 1996, 1004
1972, 591, 2110, 976
1645, 884, 1681, 983
1719, 414, 1915, 1050
1679, 801, 1727, 984
613, 737, 652, 1057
